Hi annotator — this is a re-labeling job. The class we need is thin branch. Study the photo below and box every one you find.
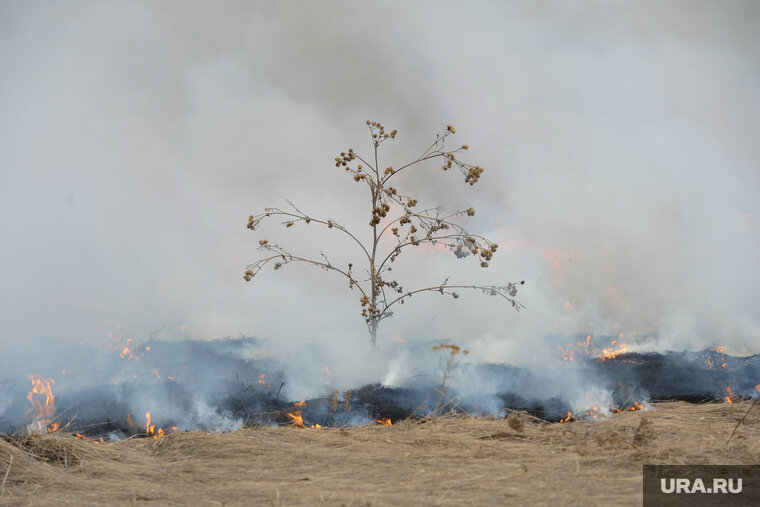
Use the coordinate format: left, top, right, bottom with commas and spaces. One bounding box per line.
382, 283, 525, 316
248, 208, 371, 262
246, 248, 369, 301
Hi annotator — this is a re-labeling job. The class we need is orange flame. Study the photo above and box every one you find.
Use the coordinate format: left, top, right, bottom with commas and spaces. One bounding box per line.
557, 334, 630, 362
559, 398, 644, 423
375, 418, 392, 426
725, 386, 734, 405
287, 411, 321, 429
706, 346, 729, 371
146, 412, 154, 435
144, 411, 171, 438
120, 338, 136, 359
27, 374, 60, 432
294, 400, 306, 407
74, 432, 105, 444
287, 411, 305, 428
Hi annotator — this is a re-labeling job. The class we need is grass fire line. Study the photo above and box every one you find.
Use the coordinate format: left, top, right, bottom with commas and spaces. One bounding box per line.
3, 401, 760, 505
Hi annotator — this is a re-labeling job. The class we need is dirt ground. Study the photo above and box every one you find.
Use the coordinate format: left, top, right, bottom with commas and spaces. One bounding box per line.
1, 401, 759, 506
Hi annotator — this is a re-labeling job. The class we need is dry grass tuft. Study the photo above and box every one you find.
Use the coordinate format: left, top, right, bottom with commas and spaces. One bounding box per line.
1, 401, 759, 505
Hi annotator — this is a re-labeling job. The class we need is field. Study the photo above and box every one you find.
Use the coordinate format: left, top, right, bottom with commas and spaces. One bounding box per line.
1, 401, 759, 506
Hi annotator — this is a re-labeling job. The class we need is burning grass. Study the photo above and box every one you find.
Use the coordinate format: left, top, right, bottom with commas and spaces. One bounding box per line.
2, 401, 760, 505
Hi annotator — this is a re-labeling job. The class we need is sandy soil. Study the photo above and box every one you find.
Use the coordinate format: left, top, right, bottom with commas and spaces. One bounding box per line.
1, 401, 759, 506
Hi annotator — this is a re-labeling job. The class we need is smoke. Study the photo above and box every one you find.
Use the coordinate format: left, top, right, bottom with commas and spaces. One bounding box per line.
1, 1, 759, 426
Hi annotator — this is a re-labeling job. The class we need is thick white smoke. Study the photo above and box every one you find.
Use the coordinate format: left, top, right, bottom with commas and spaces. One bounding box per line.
1, 1, 759, 422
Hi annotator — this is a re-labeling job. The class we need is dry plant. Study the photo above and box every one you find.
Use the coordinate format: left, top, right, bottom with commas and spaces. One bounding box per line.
245, 121, 524, 344
432, 343, 469, 414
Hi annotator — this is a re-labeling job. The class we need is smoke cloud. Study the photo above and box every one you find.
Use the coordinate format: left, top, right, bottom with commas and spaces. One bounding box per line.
1, 1, 759, 414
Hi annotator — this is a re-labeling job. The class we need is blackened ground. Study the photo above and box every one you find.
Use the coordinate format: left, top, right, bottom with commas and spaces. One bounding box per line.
2, 338, 758, 437
591, 351, 760, 402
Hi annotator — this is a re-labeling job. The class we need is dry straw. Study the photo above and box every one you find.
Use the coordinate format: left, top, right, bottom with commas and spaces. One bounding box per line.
2, 401, 758, 505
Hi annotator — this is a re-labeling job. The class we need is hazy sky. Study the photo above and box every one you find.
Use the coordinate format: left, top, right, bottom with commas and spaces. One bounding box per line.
2, 1, 759, 376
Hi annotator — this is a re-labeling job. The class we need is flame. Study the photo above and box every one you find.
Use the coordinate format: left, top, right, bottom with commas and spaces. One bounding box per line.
120, 338, 136, 359
144, 411, 171, 438
599, 342, 627, 361
257, 374, 266, 384
725, 386, 734, 405
154, 369, 161, 379
26, 374, 60, 432
557, 334, 630, 362
75, 433, 105, 444
294, 400, 305, 407
706, 346, 729, 371
287, 411, 321, 429
146, 412, 154, 435
287, 411, 305, 428
566, 398, 645, 421
558, 344, 574, 362
145, 346, 151, 351
126, 413, 134, 427
391, 336, 407, 344
375, 418, 392, 426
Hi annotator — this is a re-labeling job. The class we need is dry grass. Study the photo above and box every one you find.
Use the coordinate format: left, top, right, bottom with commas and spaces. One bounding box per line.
1, 401, 759, 506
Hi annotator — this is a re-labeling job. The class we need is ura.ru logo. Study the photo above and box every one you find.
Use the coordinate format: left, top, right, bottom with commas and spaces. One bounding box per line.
661, 477, 742, 494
